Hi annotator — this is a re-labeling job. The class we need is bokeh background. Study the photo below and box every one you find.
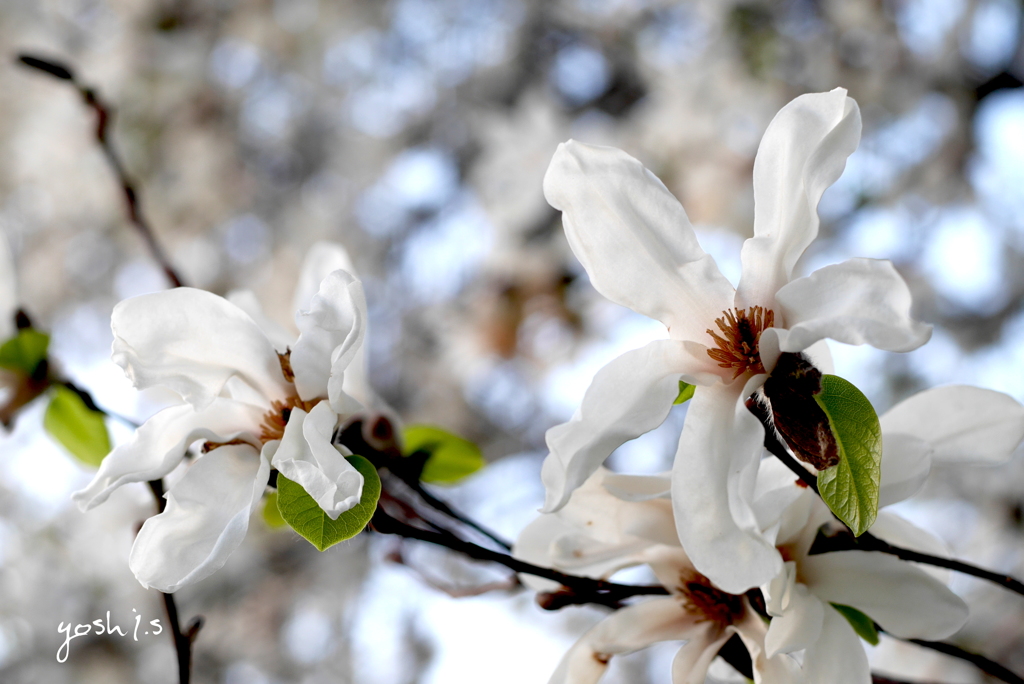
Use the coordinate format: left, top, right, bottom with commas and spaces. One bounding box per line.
0, 0, 1023, 682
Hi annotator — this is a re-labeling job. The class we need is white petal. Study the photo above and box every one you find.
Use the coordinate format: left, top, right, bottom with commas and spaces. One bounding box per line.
544, 140, 735, 341
672, 382, 782, 594
541, 339, 717, 512
226, 289, 295, 351
601, 472, 671, 501
878, 433, 932, 507
751, 457, 806, 538
671, 623, 730, 684
802, 604, 870, 684
292, 241, 356, 315
737, 88, 861, 310
770, 258, 931, 353
291, 270, 366, 413
72, 400, 265, 510
880, 385, 1024, 463
129, 443, 269, 592
549, 598, 697, 684
869, 511, 952, 583
270, 402, 363, 519
733, 609, 804, 684
112, 288, 287, 410
763, 582, 824, 658
802, 551, 968, 640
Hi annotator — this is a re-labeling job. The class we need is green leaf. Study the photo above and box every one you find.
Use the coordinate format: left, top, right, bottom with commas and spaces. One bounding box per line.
0, 329, 49, 375
404, 424, 484, 485
43, 385, 111, 467
813, 374, 882, 536
674, 380, 696, 405
276, 455, 381, 551
830, 603, 880, 645
262, 491, 287, 529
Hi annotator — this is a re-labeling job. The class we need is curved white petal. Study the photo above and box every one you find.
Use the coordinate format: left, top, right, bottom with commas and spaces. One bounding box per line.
602, 472, 671, 501
269, 403, 363, 519
72, 399, 265, 510
541, 339, 716, 512
770, 255, 933, 352
763, 578, 824, 658
543, 140, 735, 341
672, 382, 782, 594
129, 443, 269, 592
878, 433, 932, 507
292, 241, 356, 315
869, 511, 952, 583
670, 622, 730, 684
549, 597, 698, 684
802, 604, 870, 684
291, 270, 366, 414
226, 289, 295, 351
733, 609, 804, 684
802, 551, 968, 640
751, 457, 806, 539
771, 258, 931, 353
880, 385, 1024, 463
112, 288, 288, 410
736, 88, 861, 310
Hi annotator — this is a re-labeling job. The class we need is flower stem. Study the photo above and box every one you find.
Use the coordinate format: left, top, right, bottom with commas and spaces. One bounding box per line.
146, 479, 202, 684
369, 507, 668, 608
16, 54, 185, 289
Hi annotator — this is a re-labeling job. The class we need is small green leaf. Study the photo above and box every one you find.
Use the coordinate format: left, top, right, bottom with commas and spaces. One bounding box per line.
813, 374, 882, 536
43, 385, 111, 467
404, 424, 484, 485
674, 380, 696, 405
0, 329, 49, 375
830, 603, 880, 645
276, 455, 381, 551
262, 491, 287, 529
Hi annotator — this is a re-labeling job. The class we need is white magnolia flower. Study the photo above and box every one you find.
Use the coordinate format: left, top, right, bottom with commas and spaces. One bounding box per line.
755, 459, 968, 684
540, 88, 931, 593
515, 469, 801, 684
74, 243, 370, 592
749, 377, 1024, 684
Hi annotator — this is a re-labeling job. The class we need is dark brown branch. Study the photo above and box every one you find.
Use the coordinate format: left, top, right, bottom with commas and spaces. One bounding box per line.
16, 54, 185, 288
751, 399, 1024, 599
145, 478, 200, 684
872, 631, 1024, 684
370, 508, 668, 609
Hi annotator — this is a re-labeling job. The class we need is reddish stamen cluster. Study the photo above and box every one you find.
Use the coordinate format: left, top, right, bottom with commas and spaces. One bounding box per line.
679, 571, 745, 626
258, 395, 321, 443
706, 306, 775, 379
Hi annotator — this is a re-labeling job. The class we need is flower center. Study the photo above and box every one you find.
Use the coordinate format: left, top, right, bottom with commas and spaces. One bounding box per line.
258, 395, 321, 443
678, 571, 744, 626
706, 306, 774, 379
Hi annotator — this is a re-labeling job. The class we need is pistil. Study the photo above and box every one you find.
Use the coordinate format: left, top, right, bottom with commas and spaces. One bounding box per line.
678, 571, 744, 627
706, 307, 774, 379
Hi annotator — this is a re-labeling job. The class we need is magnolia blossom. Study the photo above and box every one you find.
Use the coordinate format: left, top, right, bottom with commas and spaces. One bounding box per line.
514, 469, 801, 684
74, 243, 370, 592
513, 377, 1024, 684
540, 88, 932, 593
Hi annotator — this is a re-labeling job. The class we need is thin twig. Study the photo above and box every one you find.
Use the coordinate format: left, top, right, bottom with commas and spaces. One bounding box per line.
370, 508, 668, 609
146, 479, 201, 684
905, 639, 1024, 684
752, 401, 1024, 599
388, 468, 512, 550
16, 54, 185, 288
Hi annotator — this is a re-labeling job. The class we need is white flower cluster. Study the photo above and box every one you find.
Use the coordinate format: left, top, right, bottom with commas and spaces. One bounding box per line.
517, 89, 1024, 683
68, 88, 1024, 683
